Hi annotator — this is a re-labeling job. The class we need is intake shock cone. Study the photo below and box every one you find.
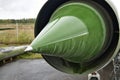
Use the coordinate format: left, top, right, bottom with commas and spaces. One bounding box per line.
32, 0, 119, 74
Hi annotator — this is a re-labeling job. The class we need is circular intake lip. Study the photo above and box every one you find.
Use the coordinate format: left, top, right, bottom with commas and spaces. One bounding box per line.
35, 0, 119, 74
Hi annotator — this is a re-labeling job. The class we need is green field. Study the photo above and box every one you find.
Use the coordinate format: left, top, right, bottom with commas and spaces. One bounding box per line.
0, 23, 34, 44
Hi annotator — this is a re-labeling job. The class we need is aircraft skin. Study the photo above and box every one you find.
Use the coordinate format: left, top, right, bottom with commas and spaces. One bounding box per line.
0, 46, 27, 61
31, 0, 120, 74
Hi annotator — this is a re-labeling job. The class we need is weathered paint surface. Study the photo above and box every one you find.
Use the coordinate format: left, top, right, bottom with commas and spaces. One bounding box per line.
31, 2, 107, 63
0, 46, 27, 61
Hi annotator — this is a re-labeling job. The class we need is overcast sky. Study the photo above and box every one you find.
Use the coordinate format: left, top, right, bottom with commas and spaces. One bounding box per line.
0, 0, 47, 19
0, 0, 119, 19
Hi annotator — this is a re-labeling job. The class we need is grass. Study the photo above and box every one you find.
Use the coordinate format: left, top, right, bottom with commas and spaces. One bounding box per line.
0, 23, 34, 44
0, 23, 43, 59
16, 52, 43, 59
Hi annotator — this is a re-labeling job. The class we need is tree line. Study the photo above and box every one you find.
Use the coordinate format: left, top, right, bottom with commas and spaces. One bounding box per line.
0, 18, 35, 24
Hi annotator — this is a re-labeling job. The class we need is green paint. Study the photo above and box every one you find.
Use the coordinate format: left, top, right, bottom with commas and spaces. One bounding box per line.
31, 2, 107, 63
0, 46, 27, 61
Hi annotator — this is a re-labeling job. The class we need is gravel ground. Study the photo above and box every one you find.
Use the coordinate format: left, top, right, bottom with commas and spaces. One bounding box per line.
0, 59, 87, 80
0, 59, 114, 80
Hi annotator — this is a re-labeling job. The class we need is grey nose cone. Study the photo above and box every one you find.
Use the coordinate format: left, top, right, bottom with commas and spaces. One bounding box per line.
24, 46, 33, 52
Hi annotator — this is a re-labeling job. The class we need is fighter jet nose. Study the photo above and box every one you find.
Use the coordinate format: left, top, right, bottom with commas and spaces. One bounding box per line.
33, 0, 119, 74
31, 2, 109, 63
